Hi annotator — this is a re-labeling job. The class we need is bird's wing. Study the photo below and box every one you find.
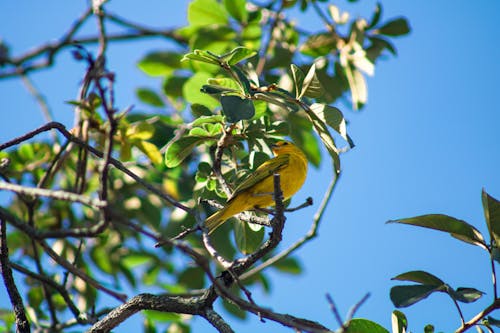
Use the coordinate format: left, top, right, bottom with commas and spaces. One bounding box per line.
229, 154, 290, 199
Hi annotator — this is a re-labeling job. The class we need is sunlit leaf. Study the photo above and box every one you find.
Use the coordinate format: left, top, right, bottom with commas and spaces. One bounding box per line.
136, 140, 163, 165
138, 52, 182, 77
310, 103, 350, 145
345, 318, 389, 333
391, 310, 407, 333
188, 0, 228, 27
221, 47, 256, 65
299, 63, 323, 99
223, 0, 248, 24
183, 72, 219, 109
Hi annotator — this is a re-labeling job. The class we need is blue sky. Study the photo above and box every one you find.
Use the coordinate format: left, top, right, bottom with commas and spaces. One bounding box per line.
1, 1, 500, 332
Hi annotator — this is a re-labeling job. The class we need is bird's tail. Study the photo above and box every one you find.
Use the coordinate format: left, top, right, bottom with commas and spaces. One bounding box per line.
205, 209, 228, 234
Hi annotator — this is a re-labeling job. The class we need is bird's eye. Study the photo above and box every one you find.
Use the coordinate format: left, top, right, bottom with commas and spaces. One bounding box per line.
282, 142, 289, 145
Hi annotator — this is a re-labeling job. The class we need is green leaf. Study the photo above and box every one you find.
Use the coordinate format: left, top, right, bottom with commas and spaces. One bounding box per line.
310, 103, 351, 145
230, 65, 252, 94
136, 87, 165, 107
183, 72, 219, 109
222, 47, 256, 65
390, 285, 441, 308
424, 325, 435, 333
303, 107, 341, 174
182, 49, 221, 66
388, 214, 487, 249
367, 3, 382, 29
345, 318, 389, 333
482, 189, 500, 246
122, 253, 151, 269
220, 95, 255, 122
191, 103, 212, 117
178, 267, 205, 289
377, 17, 411, 36
165, 136, 209, 168
207, 77, 241, 91
223, 0, 248, 23
449, 287, 484, 303
391, 270, 444, 286
138, 52, 182, 77
190, 115, 224, 127
299, 63, 323, 99
391, 310, 407, 333
487, 316, 500, 327
299, 32, 337, 58
273, 257, 302, 275
234, 220, 264, 254
291, 64, 305, 98
188, 0, 228, 27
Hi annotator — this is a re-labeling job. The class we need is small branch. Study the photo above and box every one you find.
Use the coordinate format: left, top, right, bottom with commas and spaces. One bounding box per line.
11, 262, 84, 323
0, 181, 106, 208
325, 294, 344, 328
0, 121, 191, 212
201, 308, 235, 333
346, 293, 370, 323
38, 240, 127, 301
0, 219, 30, 332
456, 299, 500, 332
241, 176, 338, 280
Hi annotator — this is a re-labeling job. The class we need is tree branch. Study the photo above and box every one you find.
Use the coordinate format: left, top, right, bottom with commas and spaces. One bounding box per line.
0, 219, 30, 332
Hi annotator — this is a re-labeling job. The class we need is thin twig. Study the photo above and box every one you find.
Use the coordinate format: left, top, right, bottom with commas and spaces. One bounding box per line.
0, 121, 191, 212
0, 181, 106, 208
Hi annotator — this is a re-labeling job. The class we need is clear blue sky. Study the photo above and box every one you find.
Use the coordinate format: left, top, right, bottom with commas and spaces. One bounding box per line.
1, 1, 500, 332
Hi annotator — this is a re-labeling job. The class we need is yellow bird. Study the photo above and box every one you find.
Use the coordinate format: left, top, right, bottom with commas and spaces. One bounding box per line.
205, 141, 308, 234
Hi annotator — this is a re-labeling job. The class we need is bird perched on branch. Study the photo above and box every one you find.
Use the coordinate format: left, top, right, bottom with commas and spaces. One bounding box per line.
205, 141, 308, 234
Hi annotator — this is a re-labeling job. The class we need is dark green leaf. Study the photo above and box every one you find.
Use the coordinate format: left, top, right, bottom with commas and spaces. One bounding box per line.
345, 318, 389, 333
136, 87, 165, 107
191, 103, 213, 117
388, 214, 487, 249
377, 17, 411, 36
424, 325, 435, 333
234, 220, 264, 254
390, 285, 441, 308
178, 267, 205, 289
188, 0, 228, 27
220, 95, 255, 122
367, 3, 382, 29
391, 270, 444, 287
487, 316, 500, 327
482, 189, 500, 246
230, 65, 252, 94
391, 310, 407, 333
223, 0, 248, 23
449, 287, 484, 303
